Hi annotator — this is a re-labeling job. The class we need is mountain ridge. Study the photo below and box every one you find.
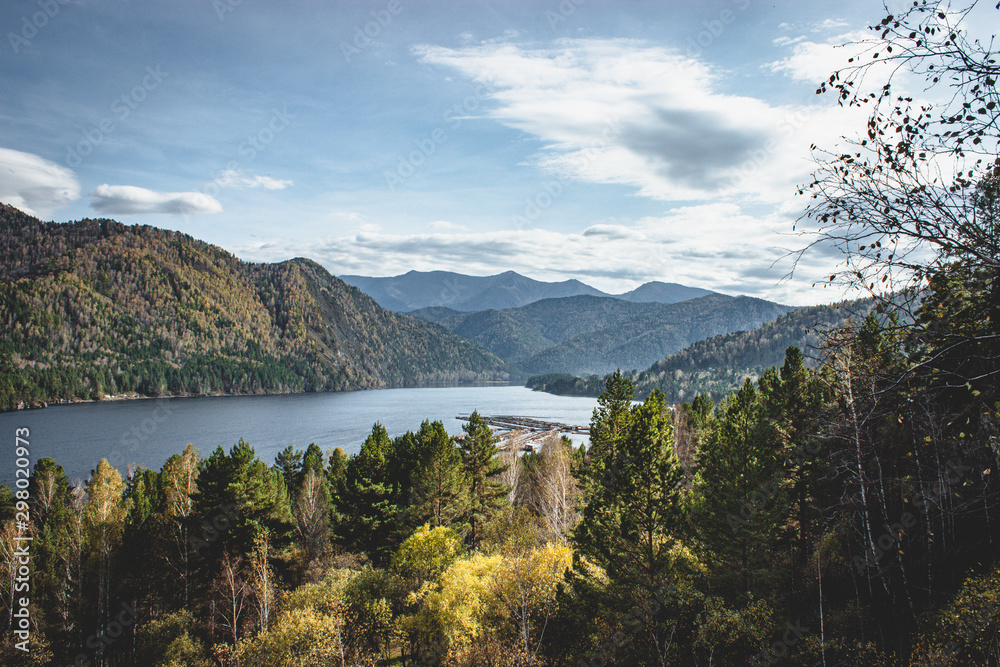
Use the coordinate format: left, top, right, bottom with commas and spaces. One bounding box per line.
340, 270, 718, 312
0, 204, 511, 409
526, 296, 878, 402
518, 293, 796, 376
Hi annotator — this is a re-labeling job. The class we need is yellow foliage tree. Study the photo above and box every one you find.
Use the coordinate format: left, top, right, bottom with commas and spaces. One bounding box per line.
231, 607, 346, 666
406, 540, 573, 666
491, 540, 573, 665
84, 459, 129, 630
391, 523, 465, 585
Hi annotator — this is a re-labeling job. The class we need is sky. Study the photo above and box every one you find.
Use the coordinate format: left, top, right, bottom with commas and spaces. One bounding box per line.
0, 0, 988, 305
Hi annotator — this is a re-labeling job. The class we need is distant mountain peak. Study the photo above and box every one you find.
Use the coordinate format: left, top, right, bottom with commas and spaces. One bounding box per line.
339, 270, 717, 313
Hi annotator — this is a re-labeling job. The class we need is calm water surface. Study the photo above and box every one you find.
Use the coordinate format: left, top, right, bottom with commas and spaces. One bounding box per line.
0, 386, 598, 486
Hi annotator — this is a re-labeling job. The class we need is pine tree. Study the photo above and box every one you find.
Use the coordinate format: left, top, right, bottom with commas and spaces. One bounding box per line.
116, 466, 162, 660
302, 443, 325, 478
338, 424, 398, 561
408, 420, 467, 532
693, 378, 786, 600
194, 439, 286, 561
274, 445, 303, 493
758, 346, 830, 581
459, 411, 509, 547
579, 370, 635, 500
571, 387, 692, 664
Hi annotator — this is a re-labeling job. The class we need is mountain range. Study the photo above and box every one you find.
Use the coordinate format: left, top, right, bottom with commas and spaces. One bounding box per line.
0, 204, 510, 408
0, 203, 825, 409
526, 297, 879, 403
339, 270, 715, 312
410, 293, 795, 376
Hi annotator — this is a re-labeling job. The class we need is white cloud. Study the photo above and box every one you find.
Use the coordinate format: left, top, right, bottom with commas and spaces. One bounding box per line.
773, 35, 806, 47
0, 147, 80, 217
89, 184, 223, 216
768, 30, 870, 83
429, 220, 466, 230
413, 39, 858, 204
235, 203, 849, 306
812, 18, 849, 32
215, 169, 292, 190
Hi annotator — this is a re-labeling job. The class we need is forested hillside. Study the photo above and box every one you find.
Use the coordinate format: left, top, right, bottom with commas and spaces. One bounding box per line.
428, 295, 664, 363
520, 293, 794, 375
422, 293, 793, 376
527, 297, 877, 402
632, 298, 878, 402
0, 205, 510, 408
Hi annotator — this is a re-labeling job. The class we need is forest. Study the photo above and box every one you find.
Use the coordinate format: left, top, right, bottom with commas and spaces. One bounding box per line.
0, 207, 510, 410
525, 297, 882, 404
1, 0, 998, 664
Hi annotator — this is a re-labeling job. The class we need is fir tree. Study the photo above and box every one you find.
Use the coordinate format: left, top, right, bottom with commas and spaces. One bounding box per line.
459, 411, 509, 547
338, 423, 398, 561
571, 388, 692, 664
693, 378, 786, 600
407, 420, 467, 532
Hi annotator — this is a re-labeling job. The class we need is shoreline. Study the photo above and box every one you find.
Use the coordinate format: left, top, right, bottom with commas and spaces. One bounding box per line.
1, 379, 520, 413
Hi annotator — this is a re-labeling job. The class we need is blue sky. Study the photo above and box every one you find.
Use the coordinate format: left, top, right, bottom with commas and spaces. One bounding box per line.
0, 0, 974, 305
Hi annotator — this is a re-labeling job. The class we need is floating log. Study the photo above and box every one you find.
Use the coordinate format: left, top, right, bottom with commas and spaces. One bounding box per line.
456, 414, 589, 452
456, 414, 589, 435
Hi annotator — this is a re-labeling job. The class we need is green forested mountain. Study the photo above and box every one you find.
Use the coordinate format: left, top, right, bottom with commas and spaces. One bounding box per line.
427, 295, 665, 362
406, 305, 462, 323
628, 297, 877, 402
527, 297, 875, 402
0, 204, 509, 408
421, 293, 793, 376
519, 293, 795, 375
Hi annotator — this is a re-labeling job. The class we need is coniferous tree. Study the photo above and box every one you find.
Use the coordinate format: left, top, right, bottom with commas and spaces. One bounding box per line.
459, 411, 509, 547
693, 378, 786, 600
758, 346, 831, 581
572, 385, 694, 664
194, 439, 287, 562
302, 443, 325, 478
578, 370, 635, 501
274, 445, 303, 493
338, 424, 398, 561
408, 420, 467, 533
122, 467, 162, 589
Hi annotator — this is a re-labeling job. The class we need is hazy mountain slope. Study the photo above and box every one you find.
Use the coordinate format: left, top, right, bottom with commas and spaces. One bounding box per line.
616, 281, 715, 304
0, 204, 509, 408
338, 270, 606, 312
628, 297, 878, 402
340, 270, 721, 313
434, 295, 664, 362
526, 297, 877, 402
407, 306, 462, 323
520, 294, 795, 375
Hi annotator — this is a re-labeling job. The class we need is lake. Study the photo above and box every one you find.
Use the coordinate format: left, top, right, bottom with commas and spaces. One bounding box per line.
0, 386, 599, 486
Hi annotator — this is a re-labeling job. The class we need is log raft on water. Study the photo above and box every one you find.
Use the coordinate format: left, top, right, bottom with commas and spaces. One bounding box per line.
455, 414, 589, 452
